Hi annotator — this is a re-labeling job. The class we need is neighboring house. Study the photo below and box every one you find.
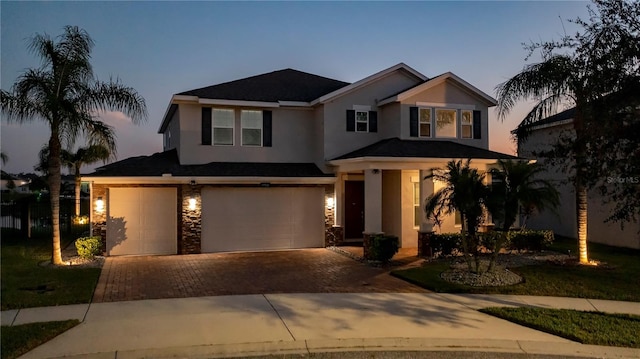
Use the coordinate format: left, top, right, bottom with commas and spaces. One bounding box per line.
516, 108, 640, 249
84, 63, 518, 256
1, 171, 31, 193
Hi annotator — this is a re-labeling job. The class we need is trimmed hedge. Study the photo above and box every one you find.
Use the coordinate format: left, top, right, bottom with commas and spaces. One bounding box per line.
75, 236, 102, 259
429, 230, 555, 256
368, 235, 399, 262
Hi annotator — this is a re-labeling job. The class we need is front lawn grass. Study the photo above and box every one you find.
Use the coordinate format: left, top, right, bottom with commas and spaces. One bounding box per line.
1, 320, 79, 359
1, 235, 101, 310
391, 237, 640, 301
480, 307, 640, 348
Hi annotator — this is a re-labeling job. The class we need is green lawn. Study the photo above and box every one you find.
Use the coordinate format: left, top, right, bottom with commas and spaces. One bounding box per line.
1, 320, 79, 359
1, 233, 102, 310
392, 237, 640, 301
480, 307, 640, 348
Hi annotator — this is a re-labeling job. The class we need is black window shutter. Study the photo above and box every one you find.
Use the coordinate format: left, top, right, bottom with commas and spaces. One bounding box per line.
263, 110, 272, 147
346, 110, 355, 132
409, 107, 418, 137
473, 110, 482, 139
202, 107, 212, 145
368, 111, 378, 133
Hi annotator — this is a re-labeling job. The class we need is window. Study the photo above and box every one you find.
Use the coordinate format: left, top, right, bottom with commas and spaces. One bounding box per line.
454, 210, 462, 226
435, 109, 457, 138
165, 130, 171, 148
413, 182, 421, 227
419, 108, 431, 137
213, 109, 234, 145
461, 110, 473, 139
241, 110, 262, 146
356, 111, 368, 132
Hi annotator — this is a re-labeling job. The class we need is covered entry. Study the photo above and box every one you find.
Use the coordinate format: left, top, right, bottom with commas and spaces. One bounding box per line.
106, 187, 177, 256
201, 187, 324, 252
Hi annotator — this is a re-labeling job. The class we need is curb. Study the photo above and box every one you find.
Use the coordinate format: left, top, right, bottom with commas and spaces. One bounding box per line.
32, 338, 640, 359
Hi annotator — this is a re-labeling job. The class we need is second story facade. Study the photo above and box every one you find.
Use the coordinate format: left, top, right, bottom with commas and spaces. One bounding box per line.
157, 63, 496, 170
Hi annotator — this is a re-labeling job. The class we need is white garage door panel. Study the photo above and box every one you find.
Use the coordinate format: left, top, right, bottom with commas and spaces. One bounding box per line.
201, 187, 324, 252
107, 188, 177, 256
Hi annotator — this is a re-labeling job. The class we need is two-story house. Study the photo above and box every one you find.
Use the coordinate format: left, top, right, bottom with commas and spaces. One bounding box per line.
85, 63, 518, 256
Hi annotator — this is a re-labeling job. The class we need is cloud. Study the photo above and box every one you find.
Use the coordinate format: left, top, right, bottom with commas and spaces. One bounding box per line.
96, 111, 134, 127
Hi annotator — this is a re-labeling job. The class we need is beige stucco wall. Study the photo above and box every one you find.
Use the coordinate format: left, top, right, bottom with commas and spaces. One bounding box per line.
163, 107, 180, 152
323, 71, 421, 160
177, 104, 321, 165
380, 170, 419, 248
379, 102, 402, 139
399, 80, 490, 149
518, 124, 640, 249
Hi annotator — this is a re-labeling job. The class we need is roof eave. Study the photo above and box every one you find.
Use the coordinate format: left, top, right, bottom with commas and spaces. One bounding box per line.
83, 175, 335, 185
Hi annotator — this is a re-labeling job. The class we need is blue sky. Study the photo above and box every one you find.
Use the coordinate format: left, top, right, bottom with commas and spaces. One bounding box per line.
1, 1, 589, 174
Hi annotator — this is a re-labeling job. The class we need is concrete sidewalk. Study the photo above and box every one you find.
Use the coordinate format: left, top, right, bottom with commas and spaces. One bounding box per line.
2, 294, 639, 359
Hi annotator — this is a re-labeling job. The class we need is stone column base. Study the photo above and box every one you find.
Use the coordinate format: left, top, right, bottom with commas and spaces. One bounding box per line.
418, 231, 435, 258
325, 226, 344, 246
363, 232, 384, 260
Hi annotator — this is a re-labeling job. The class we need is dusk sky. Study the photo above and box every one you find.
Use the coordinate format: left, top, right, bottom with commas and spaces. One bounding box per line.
1, 1, 590, 174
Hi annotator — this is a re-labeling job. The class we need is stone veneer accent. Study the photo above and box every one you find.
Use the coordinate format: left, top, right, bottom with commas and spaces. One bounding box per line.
362, 232, 384, 260
417, 231, 435, 257
91, 184, 108, 254
180, 184, 201, 254
325, 226, 344, 246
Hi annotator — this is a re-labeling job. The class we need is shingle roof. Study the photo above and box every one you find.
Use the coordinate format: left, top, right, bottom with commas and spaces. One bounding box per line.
515, 107, 576, 133
88, 150, 332, 178
178, 69, 350, 103
332, 138, 519, 161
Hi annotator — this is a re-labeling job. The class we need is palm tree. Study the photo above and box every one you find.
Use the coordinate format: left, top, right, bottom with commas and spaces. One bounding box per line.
1, 26, 146, 265
486, 160, 560, 270
495, 54, 592, 264
64, 145, 112, 216
425, 159, 489, 273
0, 152, 8, 165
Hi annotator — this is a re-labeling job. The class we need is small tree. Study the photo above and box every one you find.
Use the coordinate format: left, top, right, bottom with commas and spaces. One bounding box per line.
486, 160, 560, 270
1, 26, 147, 265
424, 160, 489, 273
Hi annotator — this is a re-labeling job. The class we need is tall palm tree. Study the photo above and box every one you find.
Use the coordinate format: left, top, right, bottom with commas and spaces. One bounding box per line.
1, 26, 146, 265
425, 160, 489, 273
0, 151, 8, 165
486, 160, 560, 270
64, 145, 112, 216
495, 54, 592, 264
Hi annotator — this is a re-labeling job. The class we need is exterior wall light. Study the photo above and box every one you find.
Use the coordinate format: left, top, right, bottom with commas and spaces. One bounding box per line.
188, 197, 197, 210
96, 197, 105, 213
326, 197, 335, 209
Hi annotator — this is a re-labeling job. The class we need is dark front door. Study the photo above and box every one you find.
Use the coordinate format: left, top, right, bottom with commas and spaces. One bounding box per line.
344, 180, 365, 239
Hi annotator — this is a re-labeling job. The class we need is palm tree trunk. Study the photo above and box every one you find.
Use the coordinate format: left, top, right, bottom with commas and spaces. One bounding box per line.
48, 130, 64, 265
576, 180, 589, 264
74, 165, 81, 216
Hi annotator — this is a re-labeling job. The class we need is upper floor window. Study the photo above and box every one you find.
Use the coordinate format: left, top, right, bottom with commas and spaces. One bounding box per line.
241, 110, 263, 146
213, 109, 234, 146
419, 108, 432, 137
461, 110, 473, 139
356, 111, 368, 132
435, 108, 457, 138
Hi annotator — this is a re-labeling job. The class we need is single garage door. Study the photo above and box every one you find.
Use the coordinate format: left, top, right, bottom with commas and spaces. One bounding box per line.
107, 187, 177, 256
201, 187, 324, 252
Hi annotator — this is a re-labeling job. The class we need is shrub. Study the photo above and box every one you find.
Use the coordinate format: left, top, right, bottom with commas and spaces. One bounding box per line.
367, 235, 399, 262
507, 230, 555, 251
430, 233, 463, 257
75, 236, 102, 259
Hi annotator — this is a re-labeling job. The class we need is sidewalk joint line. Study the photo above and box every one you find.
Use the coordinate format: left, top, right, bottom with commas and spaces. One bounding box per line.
585, 298, 600, 312
11, 309, 19, 326
262, 294, 296, 341
516, 340, 527, 353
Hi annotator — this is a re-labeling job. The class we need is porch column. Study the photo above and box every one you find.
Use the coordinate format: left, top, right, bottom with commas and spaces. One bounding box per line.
334, 174, 343, 227
364, 169, 382, 234
419, 169, 435, 232
418, 169, 436, 257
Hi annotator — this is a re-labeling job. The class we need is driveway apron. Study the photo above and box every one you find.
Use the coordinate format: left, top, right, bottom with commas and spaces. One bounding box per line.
92, 249, 426, 302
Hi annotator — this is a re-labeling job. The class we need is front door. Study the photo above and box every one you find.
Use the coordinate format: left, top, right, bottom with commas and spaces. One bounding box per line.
344, 181, 365, 239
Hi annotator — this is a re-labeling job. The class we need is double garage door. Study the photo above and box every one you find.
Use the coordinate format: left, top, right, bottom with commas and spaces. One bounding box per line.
106, 187, 324, 255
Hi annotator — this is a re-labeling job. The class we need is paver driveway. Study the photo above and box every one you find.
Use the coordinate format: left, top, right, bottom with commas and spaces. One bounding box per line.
92, 249, 426, 302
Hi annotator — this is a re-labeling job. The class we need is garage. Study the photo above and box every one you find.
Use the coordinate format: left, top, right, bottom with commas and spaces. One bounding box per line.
201, 187, 324, 252
106, 187, 177, 256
